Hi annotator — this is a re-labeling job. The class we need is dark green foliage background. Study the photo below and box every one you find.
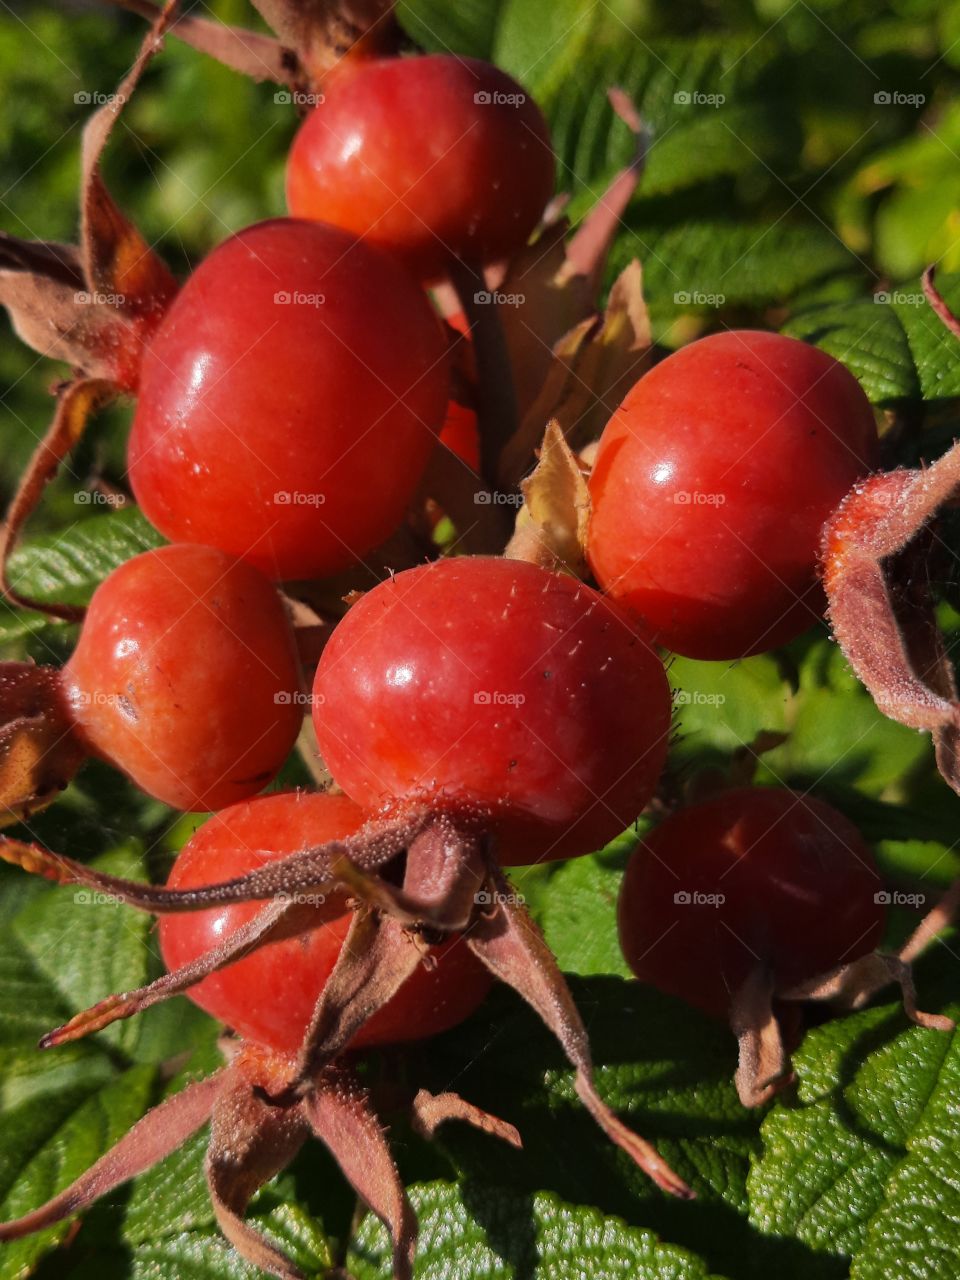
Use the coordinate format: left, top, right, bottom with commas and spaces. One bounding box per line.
2, 1, 960, 1277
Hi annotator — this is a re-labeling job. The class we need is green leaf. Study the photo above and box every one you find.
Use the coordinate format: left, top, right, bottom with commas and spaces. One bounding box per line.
0, 1066, 157, 1280
781, 299, 919, 402
0, 508, 164, 653
11, 846, 153, 1058
540, 845, 633, 978
623, 221, 861, 324
670, 652, 790, 767
757, 639, 932, 800
397, 0, 508, 59
348, 1180, 725, 1279
783, 271, 960, 405
411, 978, 784, 1280
748, 950, 960, 1278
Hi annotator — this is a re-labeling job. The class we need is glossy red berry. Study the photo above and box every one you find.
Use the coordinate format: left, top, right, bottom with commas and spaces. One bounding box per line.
127, 218, 449, 581
618, 787, 887, 1019
312, 557, 671, 862
159, 791, 492, 1052
587, 331, 880, 660
62, 545, 302, 812
286, 56, 555, 281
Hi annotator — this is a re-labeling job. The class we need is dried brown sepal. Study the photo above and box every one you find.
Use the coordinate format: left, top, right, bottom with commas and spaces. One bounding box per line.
499, 257, 653, 489
326, 816, 486, 929
409, 1088, 522, 1149
39, 897, 308, 1048
0, 1070, 223, 1242
2, 812, 689, 1205
823, 458, 960, 792
467, 863, 692, 1199
780, 875, 960, 1032
505, 419, 591, 574
402, 817, 487, 924
782, 951, 953, 1032
328, 856, 455, 929
0, 236, 84, 288
0, 810, 423, 911
0, 377, 115, 621
730, 966, 793, 1108
293, 911, 426, 1084
0, 232, 146, 388
249, 0, 403, 81
0, 664, 86, 825
0, 250, 123, 381
207, 1048, 311, 1280
305, 1065, 416, 1280
106, 0, 291, 84
80, 4, 179, 320
0, 3, 177, 385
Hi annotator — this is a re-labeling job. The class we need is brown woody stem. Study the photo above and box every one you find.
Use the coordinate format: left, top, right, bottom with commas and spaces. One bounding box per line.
448, 258, 519, 494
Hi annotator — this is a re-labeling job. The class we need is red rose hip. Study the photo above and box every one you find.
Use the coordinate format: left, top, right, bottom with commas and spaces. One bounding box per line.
587, 330, 880, 659
312, 556, 671, 861
286, 56, 555, 281
128, 218, 449, 581
63, 545, 302, 811
159, 790, 492, 1051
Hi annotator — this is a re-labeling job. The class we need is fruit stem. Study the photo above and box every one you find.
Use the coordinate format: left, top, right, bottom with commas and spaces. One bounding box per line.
447, 257, 519, 493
